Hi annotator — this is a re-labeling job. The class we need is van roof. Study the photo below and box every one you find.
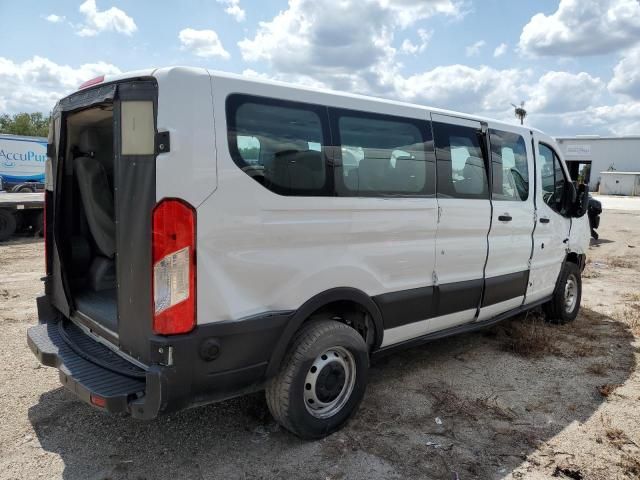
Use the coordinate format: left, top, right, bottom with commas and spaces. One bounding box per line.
101, 66, 543, 137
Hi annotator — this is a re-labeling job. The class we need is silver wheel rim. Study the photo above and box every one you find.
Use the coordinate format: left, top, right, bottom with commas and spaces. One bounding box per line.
564, 274, 578, 314
304, 346, 356, 419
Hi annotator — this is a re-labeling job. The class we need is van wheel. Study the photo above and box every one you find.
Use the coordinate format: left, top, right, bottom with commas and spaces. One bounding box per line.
266, 320, 369, 439
544, 262, 581, 324
0, 209, 17, 241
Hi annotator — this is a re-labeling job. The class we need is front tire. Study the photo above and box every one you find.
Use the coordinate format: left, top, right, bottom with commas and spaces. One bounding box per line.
266, 320, 369, 439
544, 262, 582, 324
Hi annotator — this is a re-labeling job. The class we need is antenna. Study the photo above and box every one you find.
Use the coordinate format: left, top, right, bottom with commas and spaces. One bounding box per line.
512, 101, 527, 125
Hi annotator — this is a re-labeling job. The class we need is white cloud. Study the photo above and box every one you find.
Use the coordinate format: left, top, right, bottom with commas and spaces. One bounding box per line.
217, 0, 246, 22
465, 40, 485, 57
178, 28, 230, 59
608, 47, 640, 100
76, 0, 137, 37
44, 14, 65, 23
519, 0, 640, 56
493, 43, 507, 58
526, 71, 604, 114
0, 56, 121, 114
393, 64, 527, 115
239, 0, 462, 95
237, 0, 640, 136
401, 29, 431, 55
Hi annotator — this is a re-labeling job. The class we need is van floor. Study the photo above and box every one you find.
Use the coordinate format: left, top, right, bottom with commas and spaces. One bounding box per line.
74, 288, 117, 333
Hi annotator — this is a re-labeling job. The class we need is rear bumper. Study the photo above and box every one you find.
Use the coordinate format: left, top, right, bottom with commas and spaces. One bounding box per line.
28, 296, 292, 419
28, 296, 161, 418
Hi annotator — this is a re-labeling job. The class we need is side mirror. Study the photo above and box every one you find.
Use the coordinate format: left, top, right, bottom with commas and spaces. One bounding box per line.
572, 182, 589, 218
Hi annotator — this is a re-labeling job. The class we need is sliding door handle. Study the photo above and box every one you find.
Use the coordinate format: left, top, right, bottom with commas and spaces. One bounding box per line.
498, 214, 512, 222
539, 217, 550, 224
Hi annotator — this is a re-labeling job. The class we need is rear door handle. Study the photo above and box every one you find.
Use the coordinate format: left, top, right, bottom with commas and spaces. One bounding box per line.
498, 214, 512, 222
540, 217, 550, 224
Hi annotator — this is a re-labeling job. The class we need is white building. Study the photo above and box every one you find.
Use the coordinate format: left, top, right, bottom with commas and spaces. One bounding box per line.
555, 135, 640, 194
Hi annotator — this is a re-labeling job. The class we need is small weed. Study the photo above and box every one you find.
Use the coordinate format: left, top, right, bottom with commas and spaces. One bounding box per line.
606, 256, 634, 268
572, 344, 597, 358
597, 383, 622, 397
428, 385, 516, 421
586, 363, 608, 375
499, 314, 561, 358
623, 292, 640, 302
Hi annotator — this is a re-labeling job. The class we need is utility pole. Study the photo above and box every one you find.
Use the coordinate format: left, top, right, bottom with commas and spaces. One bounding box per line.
511, 101, 527, 125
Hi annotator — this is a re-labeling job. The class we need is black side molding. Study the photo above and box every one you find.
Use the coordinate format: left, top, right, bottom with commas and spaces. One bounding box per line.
374, 295, 552, 357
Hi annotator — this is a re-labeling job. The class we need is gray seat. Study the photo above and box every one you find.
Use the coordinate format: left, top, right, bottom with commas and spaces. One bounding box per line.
271, 150, 325, 190
74, 129, 116, 259
455, 156, 486, 196
357, 154, 391, 192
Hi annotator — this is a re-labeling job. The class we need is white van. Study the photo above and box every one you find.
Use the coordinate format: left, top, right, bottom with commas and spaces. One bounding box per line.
28, 67, 590, 439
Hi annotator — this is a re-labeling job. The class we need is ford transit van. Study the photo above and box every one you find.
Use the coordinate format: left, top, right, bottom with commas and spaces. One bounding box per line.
28, 67, 590, 439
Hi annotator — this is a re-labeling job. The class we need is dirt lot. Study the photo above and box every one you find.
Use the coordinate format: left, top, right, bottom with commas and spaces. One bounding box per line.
1, 210, 639, 480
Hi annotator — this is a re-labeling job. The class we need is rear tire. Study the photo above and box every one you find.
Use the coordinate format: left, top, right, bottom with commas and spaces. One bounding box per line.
0, 209, 17, 241
544, 262, 581, 324
266, 320, 369, 439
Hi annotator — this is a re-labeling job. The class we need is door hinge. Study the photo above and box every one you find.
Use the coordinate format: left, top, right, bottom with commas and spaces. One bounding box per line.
432, 270, 439, 285
156, 131, 170, 154
437, 205, 442, 223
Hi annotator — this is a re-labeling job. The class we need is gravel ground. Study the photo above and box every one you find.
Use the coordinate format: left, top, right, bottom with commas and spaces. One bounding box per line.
0, 210, 639, 480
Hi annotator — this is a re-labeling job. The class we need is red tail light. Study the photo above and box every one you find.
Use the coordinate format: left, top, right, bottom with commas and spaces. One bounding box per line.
152, 199, 196, 335
78, 75, 104, 89
44, 191, 50, 275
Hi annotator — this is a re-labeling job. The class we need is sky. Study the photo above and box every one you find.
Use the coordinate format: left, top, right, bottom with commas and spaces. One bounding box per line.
1, 0, 640, 136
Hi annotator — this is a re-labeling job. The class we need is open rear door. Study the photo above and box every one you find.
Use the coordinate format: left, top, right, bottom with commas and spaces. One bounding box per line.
47, 84, 118, 318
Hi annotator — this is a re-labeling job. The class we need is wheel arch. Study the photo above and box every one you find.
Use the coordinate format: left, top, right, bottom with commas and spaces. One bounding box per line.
265, 287, 384, 378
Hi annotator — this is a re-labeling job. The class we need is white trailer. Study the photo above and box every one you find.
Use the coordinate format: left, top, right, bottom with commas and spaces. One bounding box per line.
0, 134, 47, 192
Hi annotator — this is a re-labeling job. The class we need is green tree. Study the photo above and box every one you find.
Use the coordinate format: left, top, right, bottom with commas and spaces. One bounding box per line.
0, 112, 50, 137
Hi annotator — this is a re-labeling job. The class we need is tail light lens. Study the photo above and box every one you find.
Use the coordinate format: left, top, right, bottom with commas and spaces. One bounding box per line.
152, 199, 196, 335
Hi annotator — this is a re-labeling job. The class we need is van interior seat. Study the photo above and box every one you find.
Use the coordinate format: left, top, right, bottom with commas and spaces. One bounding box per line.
455, 155, 486, 195
357, 153, 391, 191
393, 156, 424, 191
74, 129, 116, 259
272, 149, 324, 190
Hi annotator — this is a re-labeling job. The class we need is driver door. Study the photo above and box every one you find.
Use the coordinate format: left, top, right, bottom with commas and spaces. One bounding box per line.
527, 135, 571, 303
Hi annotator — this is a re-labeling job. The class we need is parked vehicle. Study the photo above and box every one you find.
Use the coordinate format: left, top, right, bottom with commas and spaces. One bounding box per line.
0, 192, 44, 240
587, 195, 602, 240
0, 134, 47, 192
28, 68, 590, 439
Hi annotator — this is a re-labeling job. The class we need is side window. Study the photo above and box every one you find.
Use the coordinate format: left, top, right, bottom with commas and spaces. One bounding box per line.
333, 110, 434, 196
227, 95, 329, 196
433, 122, 488, 199
538, 143, 567, 211
489, 129, 529, 201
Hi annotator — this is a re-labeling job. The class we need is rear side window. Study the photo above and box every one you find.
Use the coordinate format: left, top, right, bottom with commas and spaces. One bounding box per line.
433, 122, 488, 199
226, 95, 330, 196
332, 110, 434, 196
489, 129, 529, 201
